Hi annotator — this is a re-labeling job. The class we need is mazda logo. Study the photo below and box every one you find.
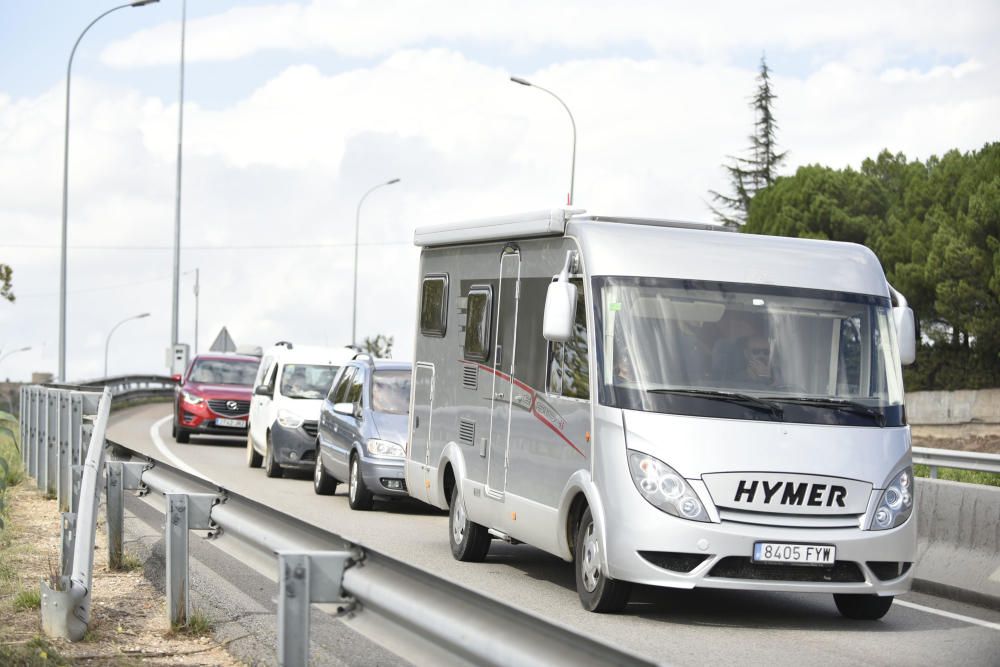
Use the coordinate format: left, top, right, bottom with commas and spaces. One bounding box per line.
226, 400, 238, 410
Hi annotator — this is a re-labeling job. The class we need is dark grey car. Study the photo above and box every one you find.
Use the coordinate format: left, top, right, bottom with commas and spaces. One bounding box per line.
314, 359, 412, 510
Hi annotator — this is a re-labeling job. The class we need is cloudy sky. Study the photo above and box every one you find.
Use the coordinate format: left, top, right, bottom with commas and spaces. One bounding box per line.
1, 0, 998, 382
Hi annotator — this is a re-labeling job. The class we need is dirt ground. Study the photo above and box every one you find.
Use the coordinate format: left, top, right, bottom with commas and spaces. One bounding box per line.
910, 433, 1000, 454
0, 482, 242, 666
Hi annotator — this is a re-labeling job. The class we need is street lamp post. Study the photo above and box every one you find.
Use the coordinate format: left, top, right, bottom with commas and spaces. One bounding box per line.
0, 347, 32, 367
58, 0, 160, 382
104, 313, 151, 377
510, 76, 577, 206
183, 268, 199, 354
352, 178, 400, 348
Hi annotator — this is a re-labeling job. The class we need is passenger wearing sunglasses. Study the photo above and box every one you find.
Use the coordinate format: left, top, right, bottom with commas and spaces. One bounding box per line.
742, 335, 777, 387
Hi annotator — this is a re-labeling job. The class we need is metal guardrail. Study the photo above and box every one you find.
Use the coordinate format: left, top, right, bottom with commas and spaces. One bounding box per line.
20, 383, 653, 667
912, 446, 1000, 477
77, 374, 177, 401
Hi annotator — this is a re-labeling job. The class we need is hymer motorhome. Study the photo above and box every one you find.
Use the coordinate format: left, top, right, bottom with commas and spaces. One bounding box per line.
405, 209, 917, 618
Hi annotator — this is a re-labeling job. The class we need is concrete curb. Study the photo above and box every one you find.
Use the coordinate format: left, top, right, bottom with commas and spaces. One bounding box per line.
914, 477, 1000, 610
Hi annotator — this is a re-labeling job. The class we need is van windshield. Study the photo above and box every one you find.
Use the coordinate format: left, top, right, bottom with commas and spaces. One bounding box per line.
594, 277, 905, 427
280, 364, 339, 399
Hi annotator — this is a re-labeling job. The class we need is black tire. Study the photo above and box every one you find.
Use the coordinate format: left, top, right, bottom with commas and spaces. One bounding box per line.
449, 484, 491, 562
834, 594, 894, 620
264, 432, 284, 478
175, 426, 190, 444
313, 444, 337, 495
247, 432, 262, 468
348, 454, 374, 510
575, 507, 630, 613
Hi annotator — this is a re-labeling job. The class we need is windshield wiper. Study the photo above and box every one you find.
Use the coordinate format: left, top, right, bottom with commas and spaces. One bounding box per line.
647, 389, 784, 420
760, 397, 886, 426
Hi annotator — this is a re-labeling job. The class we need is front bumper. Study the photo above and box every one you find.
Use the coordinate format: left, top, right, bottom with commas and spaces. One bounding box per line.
360, 456, 408, 497
179, 405, 248, 436
269, 422, 317, 470
604, 486, 917, 596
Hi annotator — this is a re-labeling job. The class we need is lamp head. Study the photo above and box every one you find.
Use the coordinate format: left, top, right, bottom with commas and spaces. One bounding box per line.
387, 178, 401, 185
131, 0, 160, 7
510, 76, 532, 87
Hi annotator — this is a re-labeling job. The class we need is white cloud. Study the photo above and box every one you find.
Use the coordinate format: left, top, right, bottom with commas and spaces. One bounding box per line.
101, 1, 1000, 70
2, 5, 999, 384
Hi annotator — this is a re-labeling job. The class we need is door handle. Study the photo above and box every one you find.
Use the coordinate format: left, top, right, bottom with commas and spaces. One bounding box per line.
494, 392, 505, 400
415, 415, 420, 429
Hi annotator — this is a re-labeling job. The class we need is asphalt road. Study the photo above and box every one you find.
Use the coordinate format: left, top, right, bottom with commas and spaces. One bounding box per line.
108, 403, 1000, 666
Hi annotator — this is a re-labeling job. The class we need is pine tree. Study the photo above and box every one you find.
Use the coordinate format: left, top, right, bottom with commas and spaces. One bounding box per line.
710, 56, 788, 227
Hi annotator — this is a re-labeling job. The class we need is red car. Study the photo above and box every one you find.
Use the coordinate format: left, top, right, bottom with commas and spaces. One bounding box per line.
173, 353, 261, 443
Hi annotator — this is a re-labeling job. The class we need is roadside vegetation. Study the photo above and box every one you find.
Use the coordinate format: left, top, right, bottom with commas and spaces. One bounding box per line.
914, 464, 1000, 487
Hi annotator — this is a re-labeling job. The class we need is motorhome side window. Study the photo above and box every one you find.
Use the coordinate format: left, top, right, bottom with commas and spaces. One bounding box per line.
464, 286, 493, 362
420, 275, 448, 337
547, 277, 589, 399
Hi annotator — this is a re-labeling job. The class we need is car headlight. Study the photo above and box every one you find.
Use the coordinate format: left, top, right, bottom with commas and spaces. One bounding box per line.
181, 390, 204, 406
871, 467, 914, 530
627, 450, 711, 522
366, 438, 405, 458
277, 409, 304, 429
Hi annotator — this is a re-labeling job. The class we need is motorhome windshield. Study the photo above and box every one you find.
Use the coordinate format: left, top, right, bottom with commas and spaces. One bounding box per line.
594, 277, 905, 427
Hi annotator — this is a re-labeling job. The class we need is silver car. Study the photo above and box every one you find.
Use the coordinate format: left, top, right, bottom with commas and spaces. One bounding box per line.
314, 359, 412, 510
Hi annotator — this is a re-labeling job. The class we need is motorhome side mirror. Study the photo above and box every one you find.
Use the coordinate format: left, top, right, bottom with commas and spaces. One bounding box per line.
543, 280, 578, 343
333, 402, 354, 416
893, 306, 916, 366
254, 385, 271, 397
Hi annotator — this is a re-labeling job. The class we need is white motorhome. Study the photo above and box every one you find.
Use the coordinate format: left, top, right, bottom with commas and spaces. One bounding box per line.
405, 209, 917, 618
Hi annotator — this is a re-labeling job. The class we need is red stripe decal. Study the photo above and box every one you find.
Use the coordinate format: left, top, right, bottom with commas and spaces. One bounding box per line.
459, 360, 586, 459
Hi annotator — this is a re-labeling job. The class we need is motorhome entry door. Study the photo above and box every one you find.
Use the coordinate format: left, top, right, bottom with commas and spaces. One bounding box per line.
486, 249, 520, 499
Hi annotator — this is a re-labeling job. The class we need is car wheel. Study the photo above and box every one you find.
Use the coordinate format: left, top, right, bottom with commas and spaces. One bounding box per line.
575, 507, 630, 613
314, 444, 337, 495
449, 484, 491, 562
264, 432, 284, 478
347, 454, 373, 510
175, 426, 190, 444
834, 594, 894, 620
247, 432, 262, 468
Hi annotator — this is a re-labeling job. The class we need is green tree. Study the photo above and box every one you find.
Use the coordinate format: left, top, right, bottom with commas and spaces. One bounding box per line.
362, 334, 394, 359
0, 263, 13, 303
742, 141, 1000, 390
710, 56, 788, 227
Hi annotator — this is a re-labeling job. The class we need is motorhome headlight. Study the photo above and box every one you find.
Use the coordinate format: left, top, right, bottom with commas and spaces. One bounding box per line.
627, 450, 710, 522
871, 467, 914, 531
181, 390, 204, 406
367, 438, 405, 459
277, 409, 304, 429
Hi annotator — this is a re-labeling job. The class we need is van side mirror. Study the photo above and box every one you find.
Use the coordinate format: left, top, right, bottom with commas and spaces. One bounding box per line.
171, 374, 182, 383
254, 385, 271, 397
893, 306, 916, 366
543, 251, 578, 343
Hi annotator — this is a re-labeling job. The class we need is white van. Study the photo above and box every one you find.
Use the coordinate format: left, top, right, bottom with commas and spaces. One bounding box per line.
247, 342, 357, 477
405, 209, 917, 619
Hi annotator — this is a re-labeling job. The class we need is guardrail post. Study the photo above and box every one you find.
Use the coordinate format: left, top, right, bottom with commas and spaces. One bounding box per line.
58, 393, 71, 512
276, 551, 353, 667
60, 512, 77, 578
29, 388, 40, 478
165, 492, 217, 628
105, 461, 148, 570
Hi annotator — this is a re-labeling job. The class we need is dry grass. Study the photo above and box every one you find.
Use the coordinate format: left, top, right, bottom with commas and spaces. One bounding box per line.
0, 482, 241, 665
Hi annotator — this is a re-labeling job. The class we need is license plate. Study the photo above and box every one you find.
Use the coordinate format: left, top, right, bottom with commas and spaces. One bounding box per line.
215, 417, 246, 428
753, 542, 835, 566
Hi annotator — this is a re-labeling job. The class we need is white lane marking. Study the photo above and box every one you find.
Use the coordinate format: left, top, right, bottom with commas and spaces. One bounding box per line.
149, 415, 206, 478
896, 599, 1000, 631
